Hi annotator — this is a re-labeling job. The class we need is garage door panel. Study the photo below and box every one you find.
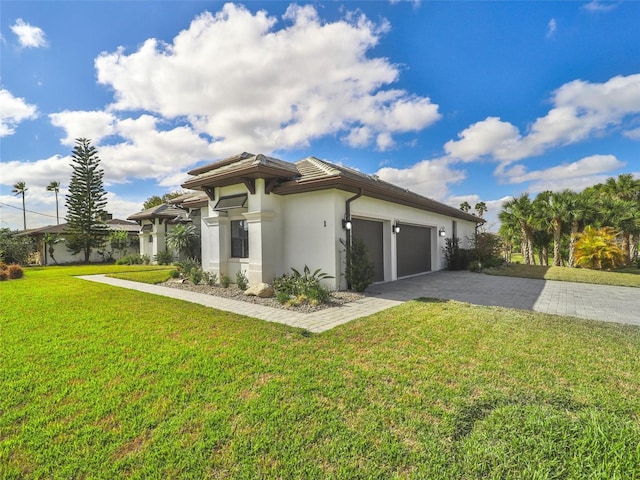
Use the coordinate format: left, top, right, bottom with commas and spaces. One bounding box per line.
352, 219, 384, 283
397, 224, 431, 277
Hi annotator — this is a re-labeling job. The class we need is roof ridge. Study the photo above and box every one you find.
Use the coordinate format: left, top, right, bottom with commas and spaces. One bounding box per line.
304, 156, 341, 177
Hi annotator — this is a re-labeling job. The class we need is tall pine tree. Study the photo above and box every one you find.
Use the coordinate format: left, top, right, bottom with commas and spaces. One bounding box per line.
65, 138, 108, 262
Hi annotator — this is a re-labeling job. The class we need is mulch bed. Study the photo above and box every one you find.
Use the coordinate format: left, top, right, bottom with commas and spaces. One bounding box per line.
161, 280, 364, 313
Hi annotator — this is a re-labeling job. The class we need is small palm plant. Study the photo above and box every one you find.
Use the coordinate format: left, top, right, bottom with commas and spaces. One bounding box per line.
574, 226, 624, 270
166, 224, 199, 260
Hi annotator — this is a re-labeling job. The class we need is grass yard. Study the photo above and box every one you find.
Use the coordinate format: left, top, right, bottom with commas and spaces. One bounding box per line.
486, 263, 640, 288
2, 266, 640, 478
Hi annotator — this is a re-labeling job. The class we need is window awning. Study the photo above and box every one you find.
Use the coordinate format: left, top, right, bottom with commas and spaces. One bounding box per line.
141, 224, 153, 233
214, 194, 248, 211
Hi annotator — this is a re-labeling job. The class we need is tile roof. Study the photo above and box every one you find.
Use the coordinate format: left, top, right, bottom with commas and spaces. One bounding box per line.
127, 204, 188, 221
19, 219, 140, 236
182, 152, 484, 224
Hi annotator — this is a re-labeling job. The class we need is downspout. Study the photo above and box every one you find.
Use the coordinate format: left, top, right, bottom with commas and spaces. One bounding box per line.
344, 189, 363, 289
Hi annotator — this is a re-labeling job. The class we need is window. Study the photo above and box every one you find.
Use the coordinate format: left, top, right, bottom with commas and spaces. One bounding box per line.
148, 234, 153, 243
231, 220, 249, 258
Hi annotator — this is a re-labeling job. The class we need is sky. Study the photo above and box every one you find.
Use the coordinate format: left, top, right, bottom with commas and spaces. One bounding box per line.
1, 0, 639, 232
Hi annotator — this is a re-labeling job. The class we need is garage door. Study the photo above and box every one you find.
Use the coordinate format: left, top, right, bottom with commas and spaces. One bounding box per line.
351, 218, 384, 283
397, 224, 431, 277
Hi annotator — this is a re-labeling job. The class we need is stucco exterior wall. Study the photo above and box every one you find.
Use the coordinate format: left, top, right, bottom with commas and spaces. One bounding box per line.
198, 182, 479, 290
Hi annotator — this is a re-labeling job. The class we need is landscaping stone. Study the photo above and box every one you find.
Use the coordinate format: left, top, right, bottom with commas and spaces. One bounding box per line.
244, 282, 274, 298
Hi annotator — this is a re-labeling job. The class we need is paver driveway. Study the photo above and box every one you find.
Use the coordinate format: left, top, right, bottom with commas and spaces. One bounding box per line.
368, 271, 640, 327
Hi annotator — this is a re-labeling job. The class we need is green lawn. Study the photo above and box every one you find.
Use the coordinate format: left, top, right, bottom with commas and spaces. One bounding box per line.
486, 263, 640, 288
2, 266, 640, 478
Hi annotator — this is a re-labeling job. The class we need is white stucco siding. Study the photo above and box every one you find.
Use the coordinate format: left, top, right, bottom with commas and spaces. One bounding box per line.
281, 190, 342, 289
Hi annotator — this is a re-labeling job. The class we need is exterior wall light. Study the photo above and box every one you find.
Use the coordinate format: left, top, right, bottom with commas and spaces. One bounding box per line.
439, 227, 447, 237
342, 219, 352, 230
393, 222, 401, 234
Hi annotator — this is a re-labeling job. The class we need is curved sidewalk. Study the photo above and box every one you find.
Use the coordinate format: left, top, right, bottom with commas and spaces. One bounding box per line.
77, 275, 404, 333
78, 271, 640, 333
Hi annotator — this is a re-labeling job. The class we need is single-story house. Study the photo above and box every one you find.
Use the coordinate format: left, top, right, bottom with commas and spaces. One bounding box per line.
127, 199, 206, 261
21, 218, 140, 265
175, 152, 483, 290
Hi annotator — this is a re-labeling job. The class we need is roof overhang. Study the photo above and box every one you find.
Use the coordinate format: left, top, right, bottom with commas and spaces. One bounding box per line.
274, 177, 485, 224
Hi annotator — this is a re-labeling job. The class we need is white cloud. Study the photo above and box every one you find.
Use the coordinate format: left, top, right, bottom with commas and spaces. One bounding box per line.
501, 154, 625, 195
11, 18, 47, 48
445, 74, 640, 167
95, 3, 440, 153
375, 157, 466, 200
622, 126, 640, 140
546, 18, 557, 38
444, 117, 520, 162
0, 89, 38, 136
0, 155, 72, 189
582, 1, 619, 13
99, 115, 218, 185
49, 111, 117, 146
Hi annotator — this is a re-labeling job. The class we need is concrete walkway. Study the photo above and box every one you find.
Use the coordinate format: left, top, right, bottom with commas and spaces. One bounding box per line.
78, 271, 640, 333
78, 275, 403, 333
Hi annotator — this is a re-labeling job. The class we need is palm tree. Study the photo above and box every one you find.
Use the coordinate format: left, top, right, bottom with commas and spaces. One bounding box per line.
499, 194, 535, 265
474, 201, 488, 218
166, 223, 199, 260
459, 201, 471, 213
535, 190, 574, 267
566, 190, 594, 268
47, 181, 61, 225
12, 181, 28, 230
600, 174, 640, 264
575, 226, 625, 270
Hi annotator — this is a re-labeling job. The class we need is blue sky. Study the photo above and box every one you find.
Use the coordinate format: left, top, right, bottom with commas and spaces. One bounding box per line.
1, 0, 639, 231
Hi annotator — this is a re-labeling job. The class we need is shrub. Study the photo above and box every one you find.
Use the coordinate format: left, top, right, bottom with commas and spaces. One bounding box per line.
7, 264, 24, 279
0, 229, 35, 265
444, 237, 472, 271
0, 270, 8, 281
177, 258, 200, 277
202, 271, 218, 286
115, 254, 144, 265
168, 269, 180, 279
235, 270, 248, 290
342, 236, 375, 292
189, 268, 203, 285
575, 226, 625, 270
273, 265, 333, 305
155, 250, 173, 265
142, 254, 151, 265
220, 273, 231, 288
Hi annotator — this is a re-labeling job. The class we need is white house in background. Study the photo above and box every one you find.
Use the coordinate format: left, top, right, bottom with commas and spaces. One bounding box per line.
127, 197, 207, 260
176, 152, 483, 290
21, 218, 140, 265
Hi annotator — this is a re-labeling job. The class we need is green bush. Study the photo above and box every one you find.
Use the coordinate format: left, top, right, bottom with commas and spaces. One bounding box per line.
202, 271, 218, 286
220, 273, 231, 288
155, 250, 173, 265
115, 254, 144, 265
177, 258, 200, 277
168, 269, 180, 279
273, 265, 332, 305
235, 270, 248, 290
343, 236, 375, 292
444, 237, 473, 271
189, 268, 203, 285
0, 229, 35, 265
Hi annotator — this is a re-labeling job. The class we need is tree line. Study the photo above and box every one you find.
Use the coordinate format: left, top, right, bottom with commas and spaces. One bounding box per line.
497, 174, 640, 269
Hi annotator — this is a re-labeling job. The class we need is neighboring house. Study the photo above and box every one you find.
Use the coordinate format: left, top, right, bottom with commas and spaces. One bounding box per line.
127, 200, 206, 261
21, 218, 140, 265
176, 152, 483, 290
